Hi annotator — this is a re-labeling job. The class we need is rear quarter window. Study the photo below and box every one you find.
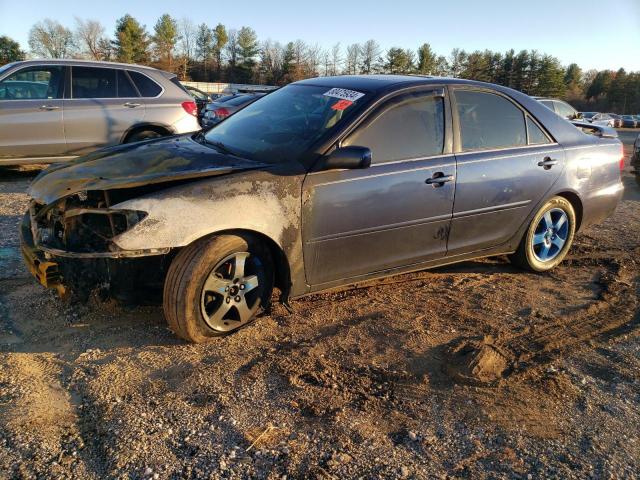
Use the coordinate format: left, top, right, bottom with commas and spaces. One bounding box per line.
128, 71, 162, 97
170, 77, 191, 95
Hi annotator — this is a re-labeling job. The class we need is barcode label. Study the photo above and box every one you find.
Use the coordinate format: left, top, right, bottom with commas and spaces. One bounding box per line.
323, 88, 365, 102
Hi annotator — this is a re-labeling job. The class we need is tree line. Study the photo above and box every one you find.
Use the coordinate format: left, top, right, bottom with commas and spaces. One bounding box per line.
0, 14, 639, 114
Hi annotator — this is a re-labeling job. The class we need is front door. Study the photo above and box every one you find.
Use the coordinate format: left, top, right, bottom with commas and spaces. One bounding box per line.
64, 66, 145, 155
302, 89, 455, 286
0, 65, 66, 159
447, 88, 565, 255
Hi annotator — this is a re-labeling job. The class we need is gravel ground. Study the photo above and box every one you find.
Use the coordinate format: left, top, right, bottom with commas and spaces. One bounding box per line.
0, 134, 639, 479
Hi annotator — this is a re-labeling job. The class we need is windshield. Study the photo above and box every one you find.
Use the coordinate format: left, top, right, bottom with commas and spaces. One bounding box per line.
582, 112, 596, 118
204, 84, 368, 163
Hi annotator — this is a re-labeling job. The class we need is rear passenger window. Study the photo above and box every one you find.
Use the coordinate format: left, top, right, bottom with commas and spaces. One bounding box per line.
526, 116, 551, 145
72, 67, 116, 98
343, 92, 444, 163
455, 90, 526, 151
117, 70, 138, 98
128, 71, 162, 97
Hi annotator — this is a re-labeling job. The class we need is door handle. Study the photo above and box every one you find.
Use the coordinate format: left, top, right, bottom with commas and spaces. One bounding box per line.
425, 172, 454, 186
537, 157, 558, 169
39, 105, 59, 111
123, 102, 141, 108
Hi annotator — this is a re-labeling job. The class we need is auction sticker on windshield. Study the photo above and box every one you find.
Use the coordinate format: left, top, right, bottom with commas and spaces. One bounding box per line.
323, 88, 365, 102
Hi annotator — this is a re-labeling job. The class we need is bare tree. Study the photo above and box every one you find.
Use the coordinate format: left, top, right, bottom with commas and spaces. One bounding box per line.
360, 39, 381, 74
177, 18, 197, 79
74, 18, 107, 60
306, 43, 322, 77
178, 18, 197, 62
29, 19, 75, 58
329, 42, 342, 76
344, 43, 361, 75
225, 29, 238, 70
259, 39, 284, 83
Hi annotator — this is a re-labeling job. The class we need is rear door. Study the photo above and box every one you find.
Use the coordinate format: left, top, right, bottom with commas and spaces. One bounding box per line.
302, 88, 455, 286
0, 65, 66, 159
447, 88, 565, 255
63, 66, 145, 155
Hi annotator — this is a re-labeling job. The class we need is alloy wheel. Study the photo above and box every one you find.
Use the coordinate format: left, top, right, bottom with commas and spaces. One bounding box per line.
531, 208, 569, 262
200, 251, 264, 332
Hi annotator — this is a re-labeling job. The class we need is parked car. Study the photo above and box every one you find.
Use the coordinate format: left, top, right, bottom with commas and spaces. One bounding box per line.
535, 97, 581, 120
183, 85, 212, 120
201, 93, 266, 128
0, 59, 200, 166
621, 115, 638, 128
632, 133, 640, 185
580, 112, 615, 127
21, 76, 624, 342
608, 113, 623, 128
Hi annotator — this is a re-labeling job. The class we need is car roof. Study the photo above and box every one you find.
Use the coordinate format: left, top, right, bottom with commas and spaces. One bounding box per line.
7, 59, 173, 77
294, 74, 506, 93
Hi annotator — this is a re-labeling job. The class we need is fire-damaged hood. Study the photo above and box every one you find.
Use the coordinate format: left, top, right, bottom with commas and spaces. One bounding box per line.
28, 134, 270, 205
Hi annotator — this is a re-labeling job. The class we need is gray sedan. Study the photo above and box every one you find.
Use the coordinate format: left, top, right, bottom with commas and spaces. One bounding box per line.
201, 93, 265, 128
21, 75, 624, 342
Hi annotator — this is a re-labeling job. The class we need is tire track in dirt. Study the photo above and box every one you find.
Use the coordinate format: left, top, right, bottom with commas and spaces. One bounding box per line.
444, 250, 639, 387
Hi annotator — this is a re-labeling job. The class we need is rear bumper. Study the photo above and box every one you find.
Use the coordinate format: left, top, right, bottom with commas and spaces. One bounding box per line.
580, 181, 624, 229
172, 114, 200, 134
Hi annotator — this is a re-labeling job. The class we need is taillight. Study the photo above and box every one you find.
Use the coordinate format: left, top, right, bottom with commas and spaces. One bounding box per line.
214, 107, 230, 119
620, 144, 625, 172
181, 101, 198, 117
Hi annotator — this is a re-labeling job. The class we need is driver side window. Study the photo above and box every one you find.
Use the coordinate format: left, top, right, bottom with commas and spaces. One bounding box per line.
343, 92, 445, 164
0, 66, 64, 100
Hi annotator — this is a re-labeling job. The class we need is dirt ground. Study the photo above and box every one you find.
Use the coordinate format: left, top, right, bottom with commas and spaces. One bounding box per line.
1, 133, 639, 479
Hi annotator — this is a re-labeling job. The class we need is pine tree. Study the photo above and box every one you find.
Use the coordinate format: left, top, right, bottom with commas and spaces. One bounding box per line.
416, 43, 437, 75
113, 14, 149, 64
0, 36, 25, 64
385, 48, 414, 74
152, 14, 179, 69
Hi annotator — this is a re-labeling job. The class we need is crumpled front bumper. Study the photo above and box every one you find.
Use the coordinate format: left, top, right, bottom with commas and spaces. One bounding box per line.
19, 212, 66, 296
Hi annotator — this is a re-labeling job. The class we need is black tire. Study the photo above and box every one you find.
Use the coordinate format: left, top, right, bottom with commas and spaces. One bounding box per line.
125, 129, 163, 143
510, 196, 576, 272
163, 234, 274, 343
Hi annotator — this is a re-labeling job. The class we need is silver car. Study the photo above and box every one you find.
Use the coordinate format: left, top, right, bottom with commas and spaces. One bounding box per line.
0, 59, 200, 165
580, 112, 616, 128
535, 97, 581, 120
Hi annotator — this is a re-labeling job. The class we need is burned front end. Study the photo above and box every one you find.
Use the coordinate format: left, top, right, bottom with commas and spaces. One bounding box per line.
20, 189, 170, 300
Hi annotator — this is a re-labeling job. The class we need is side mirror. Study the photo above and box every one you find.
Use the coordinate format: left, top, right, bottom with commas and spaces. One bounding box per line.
572, 112, 582, 120
319, 146, 372, 171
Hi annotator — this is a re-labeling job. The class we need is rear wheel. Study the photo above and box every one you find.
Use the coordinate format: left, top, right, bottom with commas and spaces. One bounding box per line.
125, 129, 163, 143
163, 234, 273, 343
510, 196, 576, 272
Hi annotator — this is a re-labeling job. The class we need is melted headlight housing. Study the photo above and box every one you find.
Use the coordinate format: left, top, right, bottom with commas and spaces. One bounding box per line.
31, 190, 147, 253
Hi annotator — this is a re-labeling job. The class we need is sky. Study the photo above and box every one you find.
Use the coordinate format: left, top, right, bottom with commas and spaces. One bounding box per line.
1, 0, 639, 71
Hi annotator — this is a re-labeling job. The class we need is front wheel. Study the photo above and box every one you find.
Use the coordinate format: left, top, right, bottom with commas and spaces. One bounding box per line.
510, 196, 576, 272
163, 234, 274, 343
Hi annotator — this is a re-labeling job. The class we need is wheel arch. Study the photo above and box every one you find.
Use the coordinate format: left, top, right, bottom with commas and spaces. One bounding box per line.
554, 190, 584, 232
175, 228, 292, 302
121, 123, 175, 143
